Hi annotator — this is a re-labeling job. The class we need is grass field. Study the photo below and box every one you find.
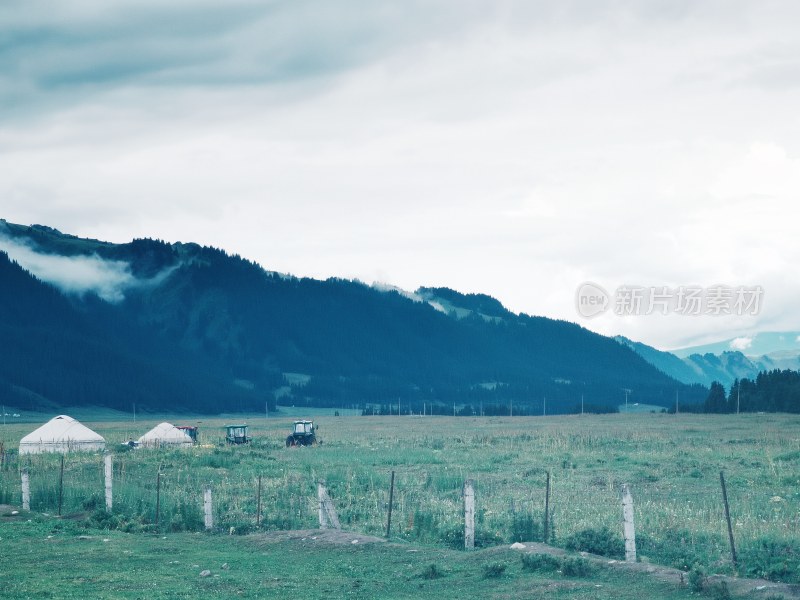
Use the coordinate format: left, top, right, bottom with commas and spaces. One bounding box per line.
0, 516, 711, 600
1, 410, 799, 597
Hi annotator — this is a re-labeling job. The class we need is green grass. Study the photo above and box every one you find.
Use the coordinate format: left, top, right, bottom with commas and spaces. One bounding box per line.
0, 514, 699, 600
1, 412, 799, 587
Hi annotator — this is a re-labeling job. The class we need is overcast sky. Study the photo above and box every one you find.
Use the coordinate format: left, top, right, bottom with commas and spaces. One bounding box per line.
2, 0, 799, 350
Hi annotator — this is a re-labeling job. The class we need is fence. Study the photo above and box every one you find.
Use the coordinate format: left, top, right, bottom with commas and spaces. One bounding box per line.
0, 446, 783, 580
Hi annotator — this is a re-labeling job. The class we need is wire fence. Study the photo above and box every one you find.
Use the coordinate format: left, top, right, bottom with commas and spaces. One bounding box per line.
1, 444, 797, 582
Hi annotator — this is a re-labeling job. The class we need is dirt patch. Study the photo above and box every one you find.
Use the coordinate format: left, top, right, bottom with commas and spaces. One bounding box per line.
250, 531, 799, 598
512, 542, 800, 599
0, 504, 24, 519
251, 528, 386, 547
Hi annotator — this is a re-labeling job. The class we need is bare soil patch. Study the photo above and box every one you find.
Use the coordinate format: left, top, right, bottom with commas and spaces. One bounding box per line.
251, 528, 386, 547
513, 541, 800, 599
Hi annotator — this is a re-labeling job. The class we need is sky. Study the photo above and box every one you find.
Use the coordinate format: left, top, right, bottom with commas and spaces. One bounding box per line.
1, 0, 800, 350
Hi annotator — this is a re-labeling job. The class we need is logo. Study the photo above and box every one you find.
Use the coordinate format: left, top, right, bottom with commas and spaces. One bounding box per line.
576, 282, 610, 318
575, 283, 763, 319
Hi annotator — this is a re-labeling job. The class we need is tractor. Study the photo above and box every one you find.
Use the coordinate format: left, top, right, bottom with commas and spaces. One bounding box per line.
285, 420, 317, 447
176, 425, 198, 443
225, 424, 251, 445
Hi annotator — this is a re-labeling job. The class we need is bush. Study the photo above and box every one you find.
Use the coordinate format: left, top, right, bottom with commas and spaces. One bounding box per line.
687, 564, 706, 593
709, 581, 732, 600
88, 509, 147, 533
88, 509, 120, 529
563, 527, 624, 559
167, 499, 204, 532
81, 494, 104, 511
520, 553, 595, 578
637, 529, 705, 571
740, 537, 800, 583
509, 513, 542, 543
560, 556, 595, 578
520, 553, 561, 573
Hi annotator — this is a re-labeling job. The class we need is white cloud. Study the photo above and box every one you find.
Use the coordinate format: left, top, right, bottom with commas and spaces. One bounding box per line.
709, 142, 800, 202
1, 1, 800, 348
730, 337, 753, 351
0, 232, 176, 302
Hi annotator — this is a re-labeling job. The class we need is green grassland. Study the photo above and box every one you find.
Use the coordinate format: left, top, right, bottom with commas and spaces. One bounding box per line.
0, 516, 706, 600
1, 411, 799, 598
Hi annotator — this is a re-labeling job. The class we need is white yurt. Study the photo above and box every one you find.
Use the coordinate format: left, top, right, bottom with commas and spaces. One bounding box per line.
19, 415, 106, 454
136, 422, 193, 448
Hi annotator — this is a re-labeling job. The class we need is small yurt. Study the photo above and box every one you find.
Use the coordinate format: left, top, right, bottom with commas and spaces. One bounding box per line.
136, 422, 193, 448
19, 415, 106, 454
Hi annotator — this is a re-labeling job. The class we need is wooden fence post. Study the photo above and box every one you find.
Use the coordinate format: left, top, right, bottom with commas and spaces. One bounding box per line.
104, 454, 113, 512
386, 470, 395, 538
317, 481, 341, 530
621, 483, 637, 562
719, 471, 738, 567
544, 470, 551, 543
204, 487, 213, 530
464, 479, 475, 549
21, 469, 30, 511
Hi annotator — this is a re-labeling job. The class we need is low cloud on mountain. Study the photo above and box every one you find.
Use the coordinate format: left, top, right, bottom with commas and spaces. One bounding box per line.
0, 231, 176, 302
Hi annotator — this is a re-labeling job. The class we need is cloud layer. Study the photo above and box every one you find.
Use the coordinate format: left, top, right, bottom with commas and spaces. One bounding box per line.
0, 231, 178, 302
2, 1, 800, 348
0, 234, 134, 301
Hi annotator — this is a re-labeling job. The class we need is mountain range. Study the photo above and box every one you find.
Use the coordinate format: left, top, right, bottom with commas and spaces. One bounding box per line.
615, 334, 800, 389
0, 220, 708, 415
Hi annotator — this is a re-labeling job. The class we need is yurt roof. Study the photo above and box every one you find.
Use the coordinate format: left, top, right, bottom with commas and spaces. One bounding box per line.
137, 422, 193, 444
20, 415, 105, 444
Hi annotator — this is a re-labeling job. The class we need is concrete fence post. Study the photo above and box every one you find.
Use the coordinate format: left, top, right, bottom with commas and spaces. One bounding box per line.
204, 487, 213, 530
464, 479, 475, 549
317, 481, 341, 530
21, 469, 30, 511
621, 483, 636, 562
104, 454, 113, 511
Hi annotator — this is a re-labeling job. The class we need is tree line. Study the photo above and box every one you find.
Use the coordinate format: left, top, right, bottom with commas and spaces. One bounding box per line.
703, 370, 800, 413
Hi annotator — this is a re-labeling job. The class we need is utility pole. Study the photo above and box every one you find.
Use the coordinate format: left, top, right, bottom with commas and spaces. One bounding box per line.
581, 394, 584, 415
675, 390, 679, 415
543, 397, 546, 417
737, 384, 740, 415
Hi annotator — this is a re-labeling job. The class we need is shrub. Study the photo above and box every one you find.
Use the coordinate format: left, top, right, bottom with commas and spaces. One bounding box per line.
510, 512, 542, 543
167, 499, 204, 532
637, 529, 705, 571
709, 581, 732, 600
687, 564, 706, 593
560, 556, 595, 578
520, 553, 561, 573
81, 494, 104, 511
563, 527, 624, 559
740, 537, 800, 584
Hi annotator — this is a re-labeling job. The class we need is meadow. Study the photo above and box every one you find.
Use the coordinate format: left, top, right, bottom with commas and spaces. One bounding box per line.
1, 410, 798, 589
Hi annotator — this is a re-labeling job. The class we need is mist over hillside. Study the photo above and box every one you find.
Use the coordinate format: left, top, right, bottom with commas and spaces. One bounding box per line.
0, 221, 706, 414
